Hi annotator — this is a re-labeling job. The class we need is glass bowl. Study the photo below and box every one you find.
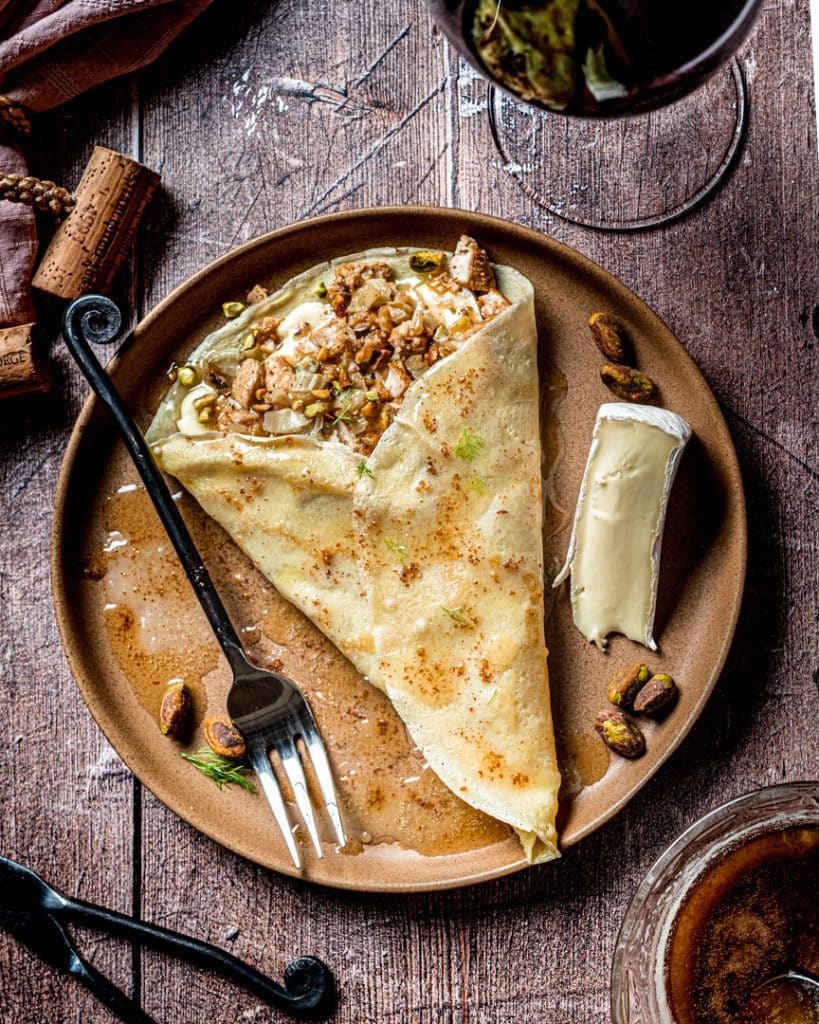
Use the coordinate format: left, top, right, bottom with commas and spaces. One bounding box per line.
610, 782, 819, 1024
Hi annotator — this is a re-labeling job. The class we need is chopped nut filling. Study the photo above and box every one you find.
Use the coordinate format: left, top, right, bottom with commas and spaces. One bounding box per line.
184, 239, 510, 455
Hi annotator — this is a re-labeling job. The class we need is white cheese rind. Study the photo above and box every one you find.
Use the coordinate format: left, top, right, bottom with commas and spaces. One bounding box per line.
554, 402, 692, 651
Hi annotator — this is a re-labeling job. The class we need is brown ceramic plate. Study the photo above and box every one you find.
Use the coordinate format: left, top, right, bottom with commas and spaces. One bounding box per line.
52, 208, 746, 892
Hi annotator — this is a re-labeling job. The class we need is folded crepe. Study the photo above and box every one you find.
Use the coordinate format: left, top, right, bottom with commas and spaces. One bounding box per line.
147, 240, 561, 863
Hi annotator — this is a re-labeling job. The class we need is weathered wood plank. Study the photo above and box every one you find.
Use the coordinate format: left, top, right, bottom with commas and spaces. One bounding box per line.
0, 84, 138, 1022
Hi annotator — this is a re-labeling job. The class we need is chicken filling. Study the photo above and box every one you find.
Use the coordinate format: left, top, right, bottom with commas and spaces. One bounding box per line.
175, 237, 510, 456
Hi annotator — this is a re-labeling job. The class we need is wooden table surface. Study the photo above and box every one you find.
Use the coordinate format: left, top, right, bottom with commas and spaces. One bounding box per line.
1, 2, 817, 1021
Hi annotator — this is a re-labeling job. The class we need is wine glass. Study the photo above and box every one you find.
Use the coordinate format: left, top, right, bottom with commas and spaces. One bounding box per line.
428, 0, 763, 230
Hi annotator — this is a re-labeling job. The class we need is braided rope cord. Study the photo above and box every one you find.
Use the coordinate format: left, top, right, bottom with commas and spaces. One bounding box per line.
0, 173, 75, 217
0, 96, 74, 218
0, 95, 31, 136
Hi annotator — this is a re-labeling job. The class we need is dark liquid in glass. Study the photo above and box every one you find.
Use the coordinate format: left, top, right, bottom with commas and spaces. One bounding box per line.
666, 826, 819, 1024
467, 0, 761, 116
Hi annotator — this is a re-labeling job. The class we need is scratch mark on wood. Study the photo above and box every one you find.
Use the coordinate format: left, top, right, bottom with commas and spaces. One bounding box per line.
230, 68, 381, 135
352, 26, 411, 87
722, 402, 818, 482
442, 40, 458, 207
300, 79, 447, 218
418, 139, 452, 194
8, 440, 61, 501
314, 179, 368, 215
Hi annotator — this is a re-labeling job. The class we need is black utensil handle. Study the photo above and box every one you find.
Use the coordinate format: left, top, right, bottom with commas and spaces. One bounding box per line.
61, 295, 246, 673
74, 958, 157, 1024
65, 899, 334, 1019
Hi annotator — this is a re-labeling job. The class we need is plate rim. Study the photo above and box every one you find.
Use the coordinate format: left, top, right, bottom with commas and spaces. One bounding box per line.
50, 205, 748, 892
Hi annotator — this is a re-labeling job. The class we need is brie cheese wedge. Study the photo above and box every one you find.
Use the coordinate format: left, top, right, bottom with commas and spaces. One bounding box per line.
554, 402, 692, 651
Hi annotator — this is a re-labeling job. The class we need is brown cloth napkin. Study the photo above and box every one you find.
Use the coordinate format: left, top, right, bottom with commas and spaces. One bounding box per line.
0, 0, 212, 327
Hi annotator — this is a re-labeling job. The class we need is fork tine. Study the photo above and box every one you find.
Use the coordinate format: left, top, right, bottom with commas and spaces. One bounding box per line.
276, 738, 323, 859
248, 747, 301, 870
298, 714, 347, 849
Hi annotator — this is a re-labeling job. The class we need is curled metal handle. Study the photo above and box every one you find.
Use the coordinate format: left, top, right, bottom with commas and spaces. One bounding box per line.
60, 296, 336, 1020
67, 899, 334, 1019
61, 295, 247, 667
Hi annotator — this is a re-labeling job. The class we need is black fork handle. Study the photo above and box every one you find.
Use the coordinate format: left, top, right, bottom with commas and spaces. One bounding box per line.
73, 958, 157, 1024
60, 295, 335, 1020
61, 295, 247, 675
64, 899, 334, 1020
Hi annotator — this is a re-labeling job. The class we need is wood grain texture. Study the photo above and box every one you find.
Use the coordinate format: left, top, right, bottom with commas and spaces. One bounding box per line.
1, 0, 817, 1021
0, 83, 138, 1022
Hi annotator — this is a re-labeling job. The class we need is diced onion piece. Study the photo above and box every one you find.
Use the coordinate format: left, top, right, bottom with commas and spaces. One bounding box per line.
262, 408, 311, 435
266, 388, 291, 407
378, 362, 412, 399
349, 417, 369, 435
292, 370, 327, 393
335, 421, 357, 446
347, 278, 393, 313
345, 390, 367, 414
405, 355, 426, 379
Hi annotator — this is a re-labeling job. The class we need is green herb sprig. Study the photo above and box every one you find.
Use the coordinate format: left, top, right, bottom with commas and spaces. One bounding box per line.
332, 388, 355, 425
454, 429, 484, 463
357, 461, 374, 479
181, 749, 256, 793
384, 539, 408, 564
440, 604, 471, 625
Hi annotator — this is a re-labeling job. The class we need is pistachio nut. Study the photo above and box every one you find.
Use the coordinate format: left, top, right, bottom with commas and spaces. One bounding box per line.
222, 301, 246, 319
409, 250, 444, 273
607, 662, 651, 709
203, 716, 246, 760
159, 682, 192, 739
589, 312, 632, 364
600, 363, 656, 402
594, 709, 645, 759
634, 673, 678, 715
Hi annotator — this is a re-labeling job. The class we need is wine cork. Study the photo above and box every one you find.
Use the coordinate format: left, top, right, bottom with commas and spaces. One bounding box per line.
0, 323, 50, 398
32, 146, 159, 301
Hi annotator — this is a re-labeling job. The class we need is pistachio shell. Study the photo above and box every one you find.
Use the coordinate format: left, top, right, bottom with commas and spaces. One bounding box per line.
607, 662, 651, 709
159, 682, 192, 739
594, 709, 645, 759
203, 716, 246, 760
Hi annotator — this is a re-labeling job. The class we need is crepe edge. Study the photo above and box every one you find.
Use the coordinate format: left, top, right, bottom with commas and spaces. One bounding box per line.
515, 827, 560, 865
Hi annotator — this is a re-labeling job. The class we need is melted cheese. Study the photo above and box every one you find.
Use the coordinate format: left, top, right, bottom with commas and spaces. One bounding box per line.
276, 301, 333, 363
554, 403, 692, 651
412, 283, 482, 328
177, 383, 217, 437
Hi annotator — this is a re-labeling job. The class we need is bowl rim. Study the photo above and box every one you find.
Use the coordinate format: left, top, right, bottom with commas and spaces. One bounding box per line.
610, 779, 819, 1022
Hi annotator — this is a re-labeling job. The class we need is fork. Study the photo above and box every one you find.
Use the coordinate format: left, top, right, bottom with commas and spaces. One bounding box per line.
62, 294, 346, 870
